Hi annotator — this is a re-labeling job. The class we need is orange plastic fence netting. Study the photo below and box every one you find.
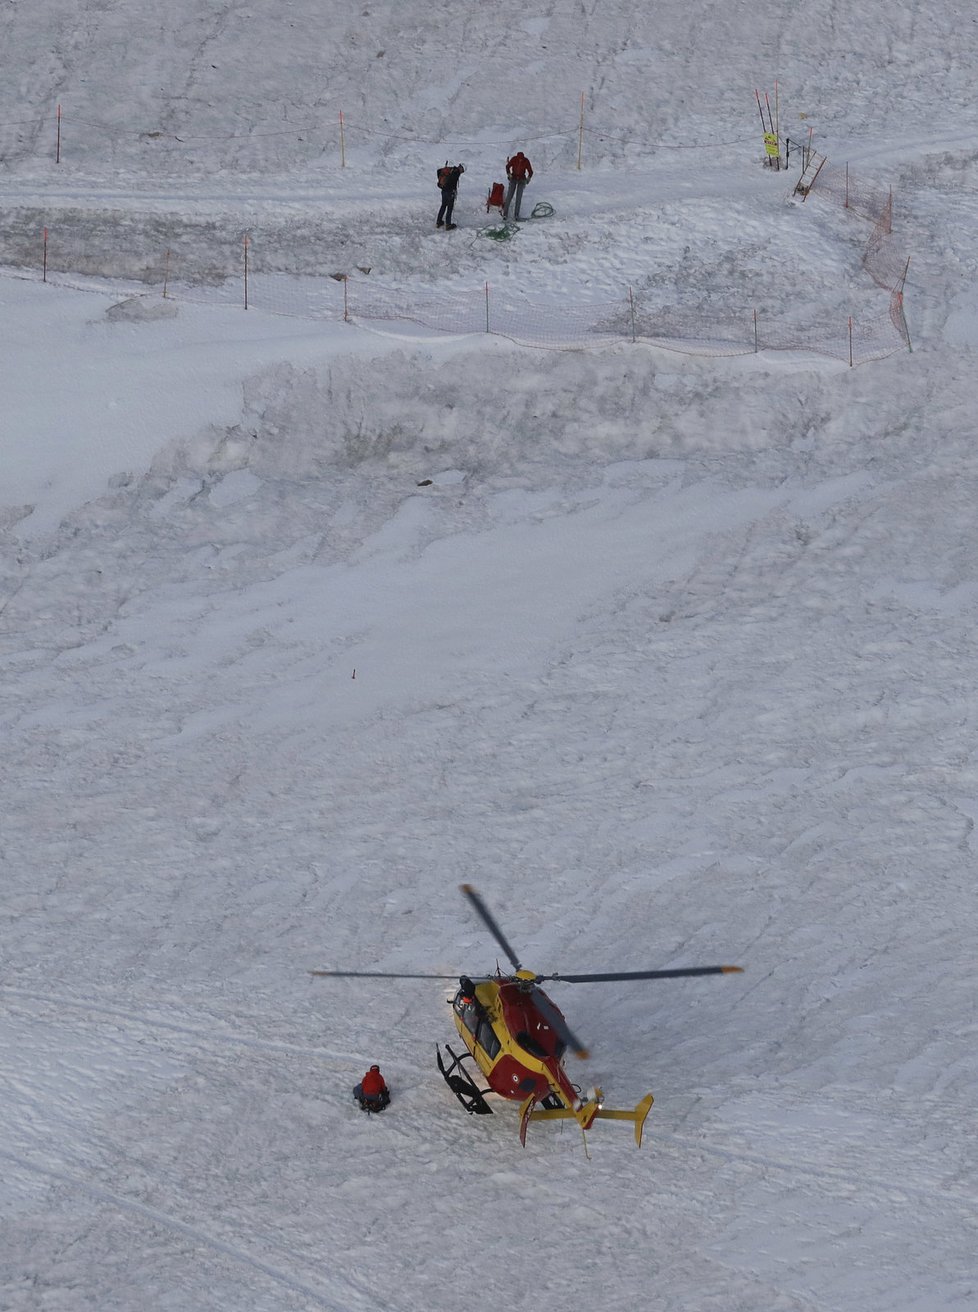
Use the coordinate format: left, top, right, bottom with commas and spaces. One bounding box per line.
807, 163, 891, 224
2, 257, 908, 364
3, 149, 913, 367
0, 105, 752, 174
801, 158, 912, 353
805, 161, 910, 293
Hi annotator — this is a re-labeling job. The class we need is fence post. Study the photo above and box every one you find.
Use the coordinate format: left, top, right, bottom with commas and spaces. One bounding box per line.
577, 93, 585, 170
56, 104, 62, 164
485, 281, 490, 333
845, 163, 849, 208
339, 111, 346, 168
42, 226, 48, 282
848, 315, 853, 368
243, 235, 250, 309
628, 286, 636, 342
753, 308, 758, 353
343, 275, 349, 322
162, 248, 171, 299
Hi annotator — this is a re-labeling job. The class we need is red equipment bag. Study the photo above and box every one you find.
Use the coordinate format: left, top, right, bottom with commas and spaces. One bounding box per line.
487, 181, 505, 212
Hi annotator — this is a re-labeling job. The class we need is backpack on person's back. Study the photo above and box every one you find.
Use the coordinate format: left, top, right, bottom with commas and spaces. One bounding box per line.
437, 163, 464, 190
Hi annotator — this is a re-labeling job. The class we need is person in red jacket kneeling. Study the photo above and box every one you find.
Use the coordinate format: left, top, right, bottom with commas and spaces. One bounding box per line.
355, 1064, 391, 1112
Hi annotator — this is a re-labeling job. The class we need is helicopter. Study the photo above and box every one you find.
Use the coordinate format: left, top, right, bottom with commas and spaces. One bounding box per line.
311, 883, 743, 1149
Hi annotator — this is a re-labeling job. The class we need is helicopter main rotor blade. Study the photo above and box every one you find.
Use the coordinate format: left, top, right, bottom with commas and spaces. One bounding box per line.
459, 884, 524, 973
529, 985, 590, 1062
309, 970, 462, 980
544, 966, 744, 983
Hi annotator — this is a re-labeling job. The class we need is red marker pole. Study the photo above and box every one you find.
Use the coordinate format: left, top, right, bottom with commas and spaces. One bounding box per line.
754, 89, 766, 135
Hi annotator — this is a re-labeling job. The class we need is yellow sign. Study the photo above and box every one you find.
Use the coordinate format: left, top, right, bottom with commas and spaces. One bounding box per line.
764, 132, 779, 157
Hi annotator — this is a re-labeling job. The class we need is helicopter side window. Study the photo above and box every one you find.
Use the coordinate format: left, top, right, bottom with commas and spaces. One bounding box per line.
476, 1017, 501, 1060
515, 1030, 566, 1060
515, 1030, 548, 1059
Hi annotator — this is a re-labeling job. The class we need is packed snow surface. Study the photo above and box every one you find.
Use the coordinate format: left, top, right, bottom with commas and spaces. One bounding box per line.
2, 3, 978, 1311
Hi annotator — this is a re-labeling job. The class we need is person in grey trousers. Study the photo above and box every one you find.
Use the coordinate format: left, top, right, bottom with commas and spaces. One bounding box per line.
503, 151, 533, 220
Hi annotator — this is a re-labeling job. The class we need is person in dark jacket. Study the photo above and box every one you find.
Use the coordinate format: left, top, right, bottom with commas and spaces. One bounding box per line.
503, 151, 533, 221
354, 1064, 391, 1111
436, 162, 465, 229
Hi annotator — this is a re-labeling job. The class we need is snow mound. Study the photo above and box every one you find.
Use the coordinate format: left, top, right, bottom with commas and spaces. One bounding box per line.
105, 295, 179, 323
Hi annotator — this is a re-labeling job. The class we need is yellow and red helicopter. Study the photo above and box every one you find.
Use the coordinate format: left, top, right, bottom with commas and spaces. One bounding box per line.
312, 884, 743, 1149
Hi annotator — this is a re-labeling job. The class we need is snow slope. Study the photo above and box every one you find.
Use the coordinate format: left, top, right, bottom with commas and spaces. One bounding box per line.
3, 3, 978, 1311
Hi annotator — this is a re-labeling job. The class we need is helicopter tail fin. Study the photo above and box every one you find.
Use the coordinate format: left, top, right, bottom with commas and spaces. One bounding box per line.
518, 1095, 536, 1146
520, 1091, 654, 1147
591, 1093, 655, 1147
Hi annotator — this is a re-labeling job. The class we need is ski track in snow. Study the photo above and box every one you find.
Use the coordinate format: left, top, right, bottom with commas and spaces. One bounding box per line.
0, 1147, 367, 1312
1, 986, 367, 1066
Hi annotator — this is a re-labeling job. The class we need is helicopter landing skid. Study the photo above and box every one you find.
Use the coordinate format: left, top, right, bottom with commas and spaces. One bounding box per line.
436, 1043, 494, 1115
